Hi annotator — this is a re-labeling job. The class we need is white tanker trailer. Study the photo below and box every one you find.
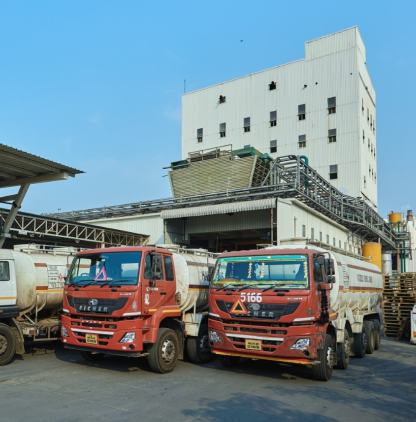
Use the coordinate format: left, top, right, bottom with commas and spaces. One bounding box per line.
0, 245, 78, 366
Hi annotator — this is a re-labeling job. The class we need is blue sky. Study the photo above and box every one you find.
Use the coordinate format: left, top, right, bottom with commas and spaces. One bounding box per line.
0, 1, 414, 218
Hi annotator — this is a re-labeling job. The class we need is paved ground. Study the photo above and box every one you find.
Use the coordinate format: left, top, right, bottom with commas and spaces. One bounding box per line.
1, 337, 415, 422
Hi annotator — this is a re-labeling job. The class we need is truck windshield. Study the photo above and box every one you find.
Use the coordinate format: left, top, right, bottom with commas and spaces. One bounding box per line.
66, 252, 142, 286
212, 255, 309, 289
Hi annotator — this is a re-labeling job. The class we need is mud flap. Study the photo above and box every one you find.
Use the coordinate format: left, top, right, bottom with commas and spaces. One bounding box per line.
10, 319, 25, 355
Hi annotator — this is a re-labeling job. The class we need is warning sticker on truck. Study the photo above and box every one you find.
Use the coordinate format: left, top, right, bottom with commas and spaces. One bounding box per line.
47, 265, 66, 289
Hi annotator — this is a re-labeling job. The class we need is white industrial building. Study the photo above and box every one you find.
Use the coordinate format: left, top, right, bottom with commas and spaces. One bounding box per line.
182, 26, 378, 209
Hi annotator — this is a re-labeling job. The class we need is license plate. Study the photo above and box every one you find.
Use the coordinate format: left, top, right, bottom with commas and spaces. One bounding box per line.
245, 340, 261, 350
86, 334, 98, 344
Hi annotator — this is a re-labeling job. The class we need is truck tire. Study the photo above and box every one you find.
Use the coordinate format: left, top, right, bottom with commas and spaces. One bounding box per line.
363, 320, 375, 354
219, 355, 240, 367
148, 328, 179, 374
187, 324, 211, 364
80, 351, 105, 361
372, 320, 381, 350
0, 323, 16, 366
336, 329, 350, 370
312, 334, 334, 381
353, 332, 366, 358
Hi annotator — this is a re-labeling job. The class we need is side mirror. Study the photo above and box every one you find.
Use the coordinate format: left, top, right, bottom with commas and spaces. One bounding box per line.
324, 259, 334, 276
316, 257, 325, 266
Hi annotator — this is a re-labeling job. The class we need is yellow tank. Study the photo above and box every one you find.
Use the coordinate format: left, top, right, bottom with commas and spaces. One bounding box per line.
389, 212, 402, 227
362, 242, 382, 271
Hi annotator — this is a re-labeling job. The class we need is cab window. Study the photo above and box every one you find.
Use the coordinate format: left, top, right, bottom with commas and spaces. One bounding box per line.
312, 258, 324, 283
0, 261, 10, 281
144, 254, 163, 280
164, 256, 174, 281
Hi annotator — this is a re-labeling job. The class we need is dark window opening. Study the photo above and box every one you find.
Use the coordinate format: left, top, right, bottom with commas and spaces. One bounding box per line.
298, 104, 306, 120
270, 140, 277, 153
0, 261, 10, 281
328, 97, 336, 114
328, 128, 337, 143
219, 95, 226, 104
298, 134, 306, 148
270, 110, 277, 127
329, 164, 338, 180
197, 128, 203, 143
163, 256, 174, 281
244, 117, 250, 132
269, 81, 276, 90
219, 122, 226, 138
144, 254, 163, 280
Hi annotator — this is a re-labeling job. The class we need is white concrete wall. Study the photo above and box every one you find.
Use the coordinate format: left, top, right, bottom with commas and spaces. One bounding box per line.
182, 26, 377, 208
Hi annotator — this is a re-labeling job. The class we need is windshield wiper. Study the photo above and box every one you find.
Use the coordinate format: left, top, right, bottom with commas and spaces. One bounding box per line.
82, 281, 97, 288
273, 288, 290, 292
237, 285, 251, 292
216, 283, 238, 291
262, 285, 274, 292
101, 280, 123, 288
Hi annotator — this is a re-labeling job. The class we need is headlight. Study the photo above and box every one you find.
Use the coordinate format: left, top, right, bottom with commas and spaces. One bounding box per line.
119, 332, 136, 343
209, 330, 222, 343
61, 326, 69, 337
290, 338, 310, 350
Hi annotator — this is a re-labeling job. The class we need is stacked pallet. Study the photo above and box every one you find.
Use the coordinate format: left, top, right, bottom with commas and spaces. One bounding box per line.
383, 273, 416, 337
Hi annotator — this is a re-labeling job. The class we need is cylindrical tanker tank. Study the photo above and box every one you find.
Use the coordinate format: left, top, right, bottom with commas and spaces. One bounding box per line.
389, 212, 402, 228
2, 247, 75, 316
172, 251, 216, 313
362, 242, 382, 271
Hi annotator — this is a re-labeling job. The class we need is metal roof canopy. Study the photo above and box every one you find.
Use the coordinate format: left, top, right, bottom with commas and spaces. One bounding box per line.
0, 143, 83, 248
0, 207, 149, 248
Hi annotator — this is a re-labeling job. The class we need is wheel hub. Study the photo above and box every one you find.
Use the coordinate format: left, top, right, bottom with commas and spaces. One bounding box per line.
199, 335, 210, 354
327, 346, 336, 368
0, 334, 8, 355
161, 338, 176, 363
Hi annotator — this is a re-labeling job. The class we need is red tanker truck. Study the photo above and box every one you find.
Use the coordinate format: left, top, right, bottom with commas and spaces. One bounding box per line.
208, 245, 383, 381
61, 246, 216, 373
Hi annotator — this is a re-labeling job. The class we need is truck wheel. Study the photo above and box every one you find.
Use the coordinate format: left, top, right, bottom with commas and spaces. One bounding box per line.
148, 328, 179, 374
80, 351, 105, 361
312, 334, 334, 381
336, 329, 350, 370
372, 320, 381, 350
187, 324, 211, 364
219, 355, 240, 367
353, 332, 366, 358
0, 323, 16, 366
363, 320, 375, 354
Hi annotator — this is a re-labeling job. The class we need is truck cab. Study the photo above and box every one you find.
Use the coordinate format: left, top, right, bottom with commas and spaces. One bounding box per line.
208, 247, 338, 380
62, 246, 215, 373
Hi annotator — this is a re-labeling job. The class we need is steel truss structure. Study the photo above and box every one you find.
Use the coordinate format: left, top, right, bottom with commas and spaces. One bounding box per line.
0, 208, 148, 247
48, 155, 409, 251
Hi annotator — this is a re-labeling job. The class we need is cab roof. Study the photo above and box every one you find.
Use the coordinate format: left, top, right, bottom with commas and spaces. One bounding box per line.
78, 246, 172, 255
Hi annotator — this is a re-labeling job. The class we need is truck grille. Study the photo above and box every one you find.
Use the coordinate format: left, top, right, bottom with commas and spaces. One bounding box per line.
67, 296, 128, 315
216, 300, 300, 321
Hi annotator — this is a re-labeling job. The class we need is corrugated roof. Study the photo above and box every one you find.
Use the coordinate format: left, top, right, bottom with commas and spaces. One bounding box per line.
160, 198, 276, 219
0, 143, 83, 183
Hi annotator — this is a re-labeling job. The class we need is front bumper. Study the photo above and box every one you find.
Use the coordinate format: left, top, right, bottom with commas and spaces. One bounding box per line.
61, 314, 144, 354
209, 319, 322, 364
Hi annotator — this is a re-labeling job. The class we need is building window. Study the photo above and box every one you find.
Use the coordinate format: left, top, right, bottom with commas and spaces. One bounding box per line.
311, 228, 314, 239
302, 225, 306, 237
363, 130, 365, 143
320, 232, 322, 241
375, 172, 377, 182
219, 95, 226, 104
364, 176, 366, 188
270, 111, 277, 127
197, 128, 203, 143
328, 97, 336, 114
367, 108, 369, 124
333, 238, 336, 247
368, 139, 370, 151
269, 81, 276, 90
270, 140, 277, 153
339, 240, 341, 248
373, 120, 376, 134
244, 144, 250, 148
369, 165, 371, 176
362, 98, 364, 115
344, 242, 347, 250
219, 123, 226, 137
326, 234, 329, 244
328, 129, 337, 143
298, 134, 306, 148
371, 143, 373, 153
370, 114, 372, 129
244, 117, 250, 132
329, 164, 338, 180
294, 218, 297, 237
374, 148, 376, 158
298, 104, 306, 120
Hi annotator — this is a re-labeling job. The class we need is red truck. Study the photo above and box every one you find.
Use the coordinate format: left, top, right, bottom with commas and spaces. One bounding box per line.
208, 246, 383, 381
61, 246, 216, 373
